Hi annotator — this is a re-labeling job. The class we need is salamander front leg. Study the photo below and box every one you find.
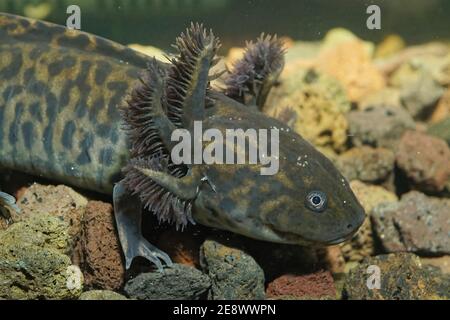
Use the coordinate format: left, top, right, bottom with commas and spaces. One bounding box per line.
113, 181, 173, 271
0, 191, 20, 223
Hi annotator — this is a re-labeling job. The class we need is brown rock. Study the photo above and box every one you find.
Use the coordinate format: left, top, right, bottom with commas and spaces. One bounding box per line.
396, 130, 450, 192
346, 104, 415, 149
337, 147, 395, 183
372, 191, 450, 255
79, 201, 125, 291
421, 256, 450, 275
266, 270, 336, 300
316, 35, 385, 102
339, 181, 398, 263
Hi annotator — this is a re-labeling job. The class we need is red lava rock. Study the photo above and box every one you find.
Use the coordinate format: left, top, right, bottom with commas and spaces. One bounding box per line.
79, 201, 125, 291
396, 130, 450, 192
266, 270, 336, 299
157, 229, 201, 267
371, 191, 450, 255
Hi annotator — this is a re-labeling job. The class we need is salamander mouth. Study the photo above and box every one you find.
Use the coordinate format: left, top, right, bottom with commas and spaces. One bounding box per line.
268, 223, 357, 246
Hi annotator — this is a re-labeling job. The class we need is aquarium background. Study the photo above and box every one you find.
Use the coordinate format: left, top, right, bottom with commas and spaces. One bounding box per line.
1, 0, 450, 50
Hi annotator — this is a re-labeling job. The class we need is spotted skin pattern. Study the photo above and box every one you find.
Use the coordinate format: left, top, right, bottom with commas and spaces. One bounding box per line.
0, 13, 151, 193
0, 15, 366, 261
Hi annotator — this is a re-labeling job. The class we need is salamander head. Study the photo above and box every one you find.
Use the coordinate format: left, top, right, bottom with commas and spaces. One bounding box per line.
195, 122, 366, 247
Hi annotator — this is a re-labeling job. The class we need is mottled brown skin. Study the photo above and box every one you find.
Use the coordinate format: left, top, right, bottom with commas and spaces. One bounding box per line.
0, 13, 146, 193
193, 94, 365, 245
0, 14, 365, 269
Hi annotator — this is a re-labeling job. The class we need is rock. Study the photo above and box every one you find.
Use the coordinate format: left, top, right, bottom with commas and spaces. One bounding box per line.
320, 28, 374, 56
315, 29, 384, 102
422, 265, 450, 299
0, 213, 71, 254
0, 214, 82, 299
400, 73, 444, 119
349, 180, 399, 214
389, 56, 447, 119
375, 43, 450, 77
343, 253, 447, 300
339, 181, 398, 262
79, 290, 127, 300
266, 270, 336, 300
219, 233, 321, 282
200, 239, 265, 300
78, 201, 125, 291
428, 117, 450, 146
390, 53, 450, 88
124, 264, 210, 300
421, 256, 450, 275
395, 130, 450, 192
430, 88, 450, 123
372, 191, 450, 255
346, 104, 415, 149
374, 34, 406, 59
336, 147, 395, 183
358, 87, 402, 110
16, 184, 87, 252
266, 69, 350, 153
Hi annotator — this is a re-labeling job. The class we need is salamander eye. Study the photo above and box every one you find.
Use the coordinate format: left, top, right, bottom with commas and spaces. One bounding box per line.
306, 191, 327, 212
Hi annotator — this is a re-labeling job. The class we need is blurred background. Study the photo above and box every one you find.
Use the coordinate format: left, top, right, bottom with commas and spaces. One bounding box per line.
0, 0, 449, 50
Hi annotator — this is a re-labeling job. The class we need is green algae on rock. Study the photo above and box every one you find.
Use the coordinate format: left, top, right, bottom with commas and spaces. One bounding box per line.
0, 214, 82, 299
0, 213, 71, 254
16, 184, 88, 253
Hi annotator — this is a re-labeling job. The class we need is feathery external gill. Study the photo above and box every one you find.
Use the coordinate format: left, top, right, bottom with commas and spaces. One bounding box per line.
166, 22, 221, 128
121, 23, 221, 229
224, 34, 285, 109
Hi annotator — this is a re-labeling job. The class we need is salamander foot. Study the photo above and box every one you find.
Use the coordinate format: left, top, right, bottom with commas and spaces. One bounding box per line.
113, 181, 173, 271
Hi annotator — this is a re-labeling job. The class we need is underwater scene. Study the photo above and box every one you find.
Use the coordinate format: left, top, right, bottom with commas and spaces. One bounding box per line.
0, 0, 449, 303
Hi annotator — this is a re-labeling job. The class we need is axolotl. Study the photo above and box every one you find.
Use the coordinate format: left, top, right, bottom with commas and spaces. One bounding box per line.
0, 13, 365, 269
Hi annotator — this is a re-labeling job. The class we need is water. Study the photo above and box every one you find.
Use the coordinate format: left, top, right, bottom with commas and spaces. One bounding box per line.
1, 0, 450, 50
